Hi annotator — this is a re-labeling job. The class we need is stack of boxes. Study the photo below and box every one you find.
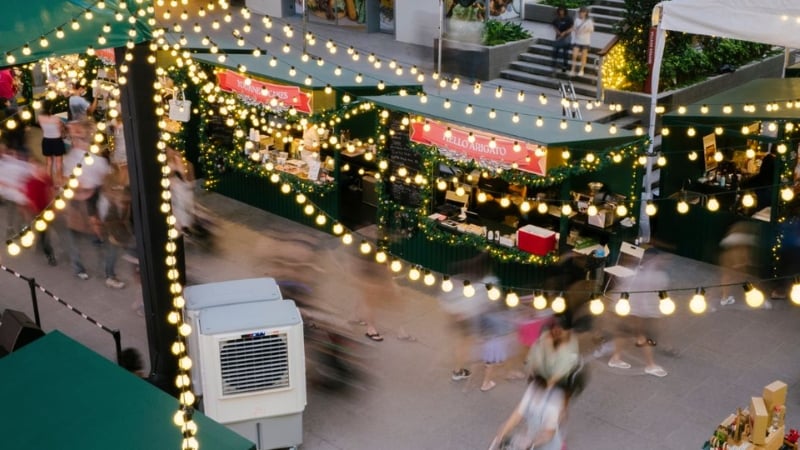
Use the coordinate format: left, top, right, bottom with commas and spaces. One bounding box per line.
714, 380, 787, 450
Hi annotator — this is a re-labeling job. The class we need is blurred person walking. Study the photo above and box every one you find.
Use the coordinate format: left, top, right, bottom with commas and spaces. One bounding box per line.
524, 311, 587, 402
440, 252, 493, 382
488, 375, 566, 450
605, 258, 669, 377
68, 82, 97, 122
478, 300, 516, 392
37, 99, 67, 184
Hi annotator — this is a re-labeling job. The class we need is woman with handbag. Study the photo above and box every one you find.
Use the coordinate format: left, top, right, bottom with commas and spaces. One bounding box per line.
523, 311, 586, 403
489, 375, 565, 450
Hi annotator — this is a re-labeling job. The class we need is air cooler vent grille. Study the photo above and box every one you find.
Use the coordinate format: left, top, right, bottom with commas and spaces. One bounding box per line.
218, 333, 289, 395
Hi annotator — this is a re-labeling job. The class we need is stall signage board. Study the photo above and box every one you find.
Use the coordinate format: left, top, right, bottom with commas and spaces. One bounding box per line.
95, 48, 116, 64
216, 70, 313, 114
409, 120, 547, 176
388, 112, 423, 207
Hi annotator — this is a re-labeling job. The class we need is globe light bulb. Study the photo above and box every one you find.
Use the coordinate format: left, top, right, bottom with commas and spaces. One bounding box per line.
587, 204, 598, 217
616, 204, 628, 217
677, 200, 689, 214
537, 202, 548, 214
408, 266, 421, 281
551, 293, 566, 313
781, 187, 794, 202
462, 281, 475, 298
615, 293, 631, 316
707, 197, 720, 212
487, 284, 501, 301
423, 271, 436, 286
645, 202, 657, 216
742, 193, 755, 208
532, 291, 547, 310
359, 240, 371, 254
790, 281, 800, 305
505, 291, 519, 307
658, 291, 675, 315
441, 276, 453, 292
375, 250, 387, 264
589, 297, 604, 315
743, 282, 764, 308
689, 288, 707, 314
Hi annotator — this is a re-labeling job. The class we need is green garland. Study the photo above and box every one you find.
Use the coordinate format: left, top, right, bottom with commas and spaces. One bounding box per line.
418, 217, 560, 265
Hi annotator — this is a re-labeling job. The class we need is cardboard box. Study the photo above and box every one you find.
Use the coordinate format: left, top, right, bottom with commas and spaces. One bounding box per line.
588, 207, 615, 228
763, 380, 787, 413
516, 225, 556, 256
751, 397, 769, 445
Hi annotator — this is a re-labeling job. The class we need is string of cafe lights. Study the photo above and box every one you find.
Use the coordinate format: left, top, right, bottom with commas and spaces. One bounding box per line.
3, 0, 152, 67
168, 2, 800, 122
217, 144, 800, 316
154, 68, 200, 450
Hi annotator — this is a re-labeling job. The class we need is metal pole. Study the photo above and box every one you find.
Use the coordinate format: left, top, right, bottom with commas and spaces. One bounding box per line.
437, 0, 444, 75
302, 0, 307, 53
116, 43, 183, 395
112, 329, 123, 365
27, 278, 41, 328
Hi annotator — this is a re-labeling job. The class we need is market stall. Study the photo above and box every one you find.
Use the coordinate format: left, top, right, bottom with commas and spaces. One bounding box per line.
185, 51, 421, 229
655, 78, 800, 277
362, 94, 648, 287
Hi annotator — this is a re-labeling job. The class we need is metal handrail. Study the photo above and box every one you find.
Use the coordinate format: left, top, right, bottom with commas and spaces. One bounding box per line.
0, 263, 122, 363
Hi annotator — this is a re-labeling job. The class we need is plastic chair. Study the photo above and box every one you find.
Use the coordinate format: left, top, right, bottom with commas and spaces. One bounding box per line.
602, 242, 645, 294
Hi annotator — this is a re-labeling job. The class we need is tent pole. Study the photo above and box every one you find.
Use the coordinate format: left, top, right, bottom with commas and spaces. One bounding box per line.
642, 9, 666, 243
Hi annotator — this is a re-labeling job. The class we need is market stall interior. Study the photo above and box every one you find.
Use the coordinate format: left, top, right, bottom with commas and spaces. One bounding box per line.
656, 78, 800, 278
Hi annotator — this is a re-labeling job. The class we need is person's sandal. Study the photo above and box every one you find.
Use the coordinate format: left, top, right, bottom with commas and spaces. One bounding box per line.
480, 381, 497, 392
608, 359, 631, 369
635, 338, 657, 347
365, 332, 384, 342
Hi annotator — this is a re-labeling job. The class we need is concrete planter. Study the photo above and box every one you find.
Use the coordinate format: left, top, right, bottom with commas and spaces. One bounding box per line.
433, 37, 534, 81
523, 2, 577, 23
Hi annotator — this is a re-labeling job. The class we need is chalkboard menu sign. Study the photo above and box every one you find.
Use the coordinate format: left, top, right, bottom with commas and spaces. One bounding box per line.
387, 112, 423, 207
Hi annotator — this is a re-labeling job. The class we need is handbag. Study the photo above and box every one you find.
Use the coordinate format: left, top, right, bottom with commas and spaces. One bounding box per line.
168, 89, 191, 122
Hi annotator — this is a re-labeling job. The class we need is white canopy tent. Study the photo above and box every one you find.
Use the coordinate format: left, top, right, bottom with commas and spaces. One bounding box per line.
640, 0, 800, 240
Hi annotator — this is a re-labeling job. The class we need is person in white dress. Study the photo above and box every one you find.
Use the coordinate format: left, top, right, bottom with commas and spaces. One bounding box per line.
570, 7, 594, 77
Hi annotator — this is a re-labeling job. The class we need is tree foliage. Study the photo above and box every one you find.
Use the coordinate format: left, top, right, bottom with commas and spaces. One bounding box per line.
613, 0, 772, 91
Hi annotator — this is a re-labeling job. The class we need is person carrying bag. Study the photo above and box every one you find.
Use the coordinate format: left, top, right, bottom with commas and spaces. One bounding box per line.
489, 375, 565, 450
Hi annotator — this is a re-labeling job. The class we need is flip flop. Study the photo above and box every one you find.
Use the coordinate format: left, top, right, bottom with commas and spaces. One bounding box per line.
608, 359, 631, 369
635, 338, 657, 347
480, 381, 497, 392
365, 332, 384, 342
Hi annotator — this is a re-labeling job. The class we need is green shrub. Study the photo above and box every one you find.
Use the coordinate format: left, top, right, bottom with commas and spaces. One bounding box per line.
482, 20, 532, 46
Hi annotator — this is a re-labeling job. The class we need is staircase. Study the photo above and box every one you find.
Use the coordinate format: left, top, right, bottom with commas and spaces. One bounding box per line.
500, 0, 626, 98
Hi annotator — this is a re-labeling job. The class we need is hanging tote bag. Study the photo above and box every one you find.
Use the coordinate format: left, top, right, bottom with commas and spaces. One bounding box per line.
168, 89, 191, 122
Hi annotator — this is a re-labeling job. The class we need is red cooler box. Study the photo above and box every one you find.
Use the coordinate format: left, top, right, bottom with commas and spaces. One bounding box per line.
516, 225, 556, 256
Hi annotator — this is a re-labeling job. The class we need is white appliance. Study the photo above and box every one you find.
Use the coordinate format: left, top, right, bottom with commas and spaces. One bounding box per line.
184, 278, 306, 450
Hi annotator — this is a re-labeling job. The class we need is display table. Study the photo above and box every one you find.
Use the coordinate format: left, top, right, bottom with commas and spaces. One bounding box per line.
706, 380, 788, 450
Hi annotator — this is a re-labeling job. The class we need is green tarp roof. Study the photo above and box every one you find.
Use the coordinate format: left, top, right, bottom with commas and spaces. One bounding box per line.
0, 0, 152, 68
363, 94, 644, 148
0, 331, 255, 450
179, 35, 421, 92
664, 78, 800, 120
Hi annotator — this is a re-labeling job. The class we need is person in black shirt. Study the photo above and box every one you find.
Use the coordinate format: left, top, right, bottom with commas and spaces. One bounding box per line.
551, 7, 574, 72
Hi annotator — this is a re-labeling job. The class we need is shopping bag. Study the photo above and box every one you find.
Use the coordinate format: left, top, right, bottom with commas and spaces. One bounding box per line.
517, 316, 550, 347
168, 90, 191, 122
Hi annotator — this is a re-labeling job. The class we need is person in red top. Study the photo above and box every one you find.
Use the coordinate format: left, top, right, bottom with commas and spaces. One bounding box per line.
0, 69, 18, 105
22, 162, 57, 265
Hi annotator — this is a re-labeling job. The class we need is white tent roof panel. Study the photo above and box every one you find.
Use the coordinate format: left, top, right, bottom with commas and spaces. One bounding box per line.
658, 0, 800, 49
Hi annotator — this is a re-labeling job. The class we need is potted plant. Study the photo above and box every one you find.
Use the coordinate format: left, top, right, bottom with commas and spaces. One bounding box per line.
435, 19, 534, 80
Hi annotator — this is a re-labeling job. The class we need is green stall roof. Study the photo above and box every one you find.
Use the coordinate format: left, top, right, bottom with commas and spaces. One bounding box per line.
0, 331, 255, 450
0, 0, 151, 68
363, 94, 644, 148
182, 39, 421, 93
664, 78, 800, 121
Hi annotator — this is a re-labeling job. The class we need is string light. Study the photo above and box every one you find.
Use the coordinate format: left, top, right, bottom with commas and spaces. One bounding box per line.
743, 282, 764, 308
532, 291, 547, 310
589, 293, 604, 315
658, 291, 675, 315
505, 291, 519, 307
615, 293, 631, 316
551, 292, 566, 313
689, 288, 707, 314
462, 280, 475, 298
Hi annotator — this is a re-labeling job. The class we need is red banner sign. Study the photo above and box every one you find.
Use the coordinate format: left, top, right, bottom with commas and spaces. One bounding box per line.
216, 70, 313, 114
95, 48, 115, 64
410, 120, 547, 176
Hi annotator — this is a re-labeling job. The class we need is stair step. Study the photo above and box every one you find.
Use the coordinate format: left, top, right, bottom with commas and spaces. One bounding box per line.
590, 5, 625, 17
499, 69, 597, 98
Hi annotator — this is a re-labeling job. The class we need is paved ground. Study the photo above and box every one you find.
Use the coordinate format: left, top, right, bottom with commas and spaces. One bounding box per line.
1, 5, 799, 450
2, 189, 799, 450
